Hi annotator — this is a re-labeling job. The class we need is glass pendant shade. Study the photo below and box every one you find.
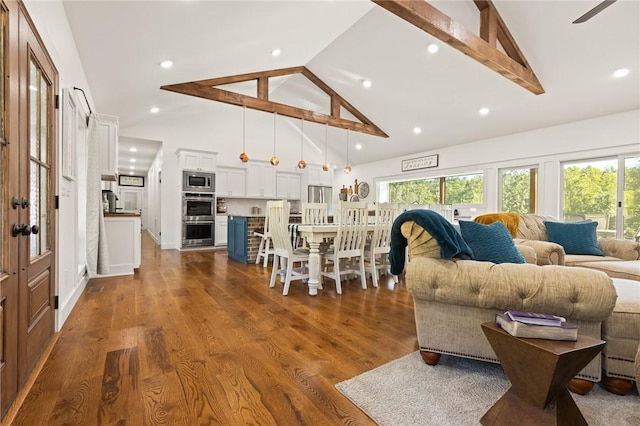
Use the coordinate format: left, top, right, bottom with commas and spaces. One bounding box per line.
322, 123, 330, 171
239, 106, 249, 162
297, 118, 307, 169
270, 112, 279, 167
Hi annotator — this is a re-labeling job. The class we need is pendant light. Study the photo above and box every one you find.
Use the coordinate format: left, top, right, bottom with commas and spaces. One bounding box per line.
322, 123, 330, 171
239, 106, 249, 162
297, 118, 307, 169
270, 112, 280, 166
344, 129, 352, 174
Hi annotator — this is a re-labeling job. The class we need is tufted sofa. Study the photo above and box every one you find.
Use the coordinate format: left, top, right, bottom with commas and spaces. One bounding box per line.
400, 220, 618, 390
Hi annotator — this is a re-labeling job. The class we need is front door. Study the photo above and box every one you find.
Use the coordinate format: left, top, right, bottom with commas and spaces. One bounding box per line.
0, 2, 57, 416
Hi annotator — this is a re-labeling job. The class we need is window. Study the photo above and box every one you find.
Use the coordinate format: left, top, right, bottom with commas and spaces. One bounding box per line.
623, 156, 640, 241
387, 172, 484, 205
389, 177, 439, 204
500, 167, 538, 213
444, 173, 483, 204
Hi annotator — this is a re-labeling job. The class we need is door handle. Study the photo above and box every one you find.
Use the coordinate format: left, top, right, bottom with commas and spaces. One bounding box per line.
21, 197, 29, 208
12, 224, 23, 237
31, 225, 39, 235
11, 224, 32, 237
21, 224, 32, 236
12, 197, 20, 209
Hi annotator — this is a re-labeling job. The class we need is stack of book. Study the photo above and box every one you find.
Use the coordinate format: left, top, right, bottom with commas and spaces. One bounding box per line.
495, 310, 578, 341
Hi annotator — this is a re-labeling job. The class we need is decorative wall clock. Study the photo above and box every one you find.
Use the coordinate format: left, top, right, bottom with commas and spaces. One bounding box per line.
357, 181, 370, 198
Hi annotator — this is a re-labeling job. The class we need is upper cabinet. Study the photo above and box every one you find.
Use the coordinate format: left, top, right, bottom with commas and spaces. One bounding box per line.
307, 165, 333, 187
276, 172, 302, 200
176, 148, 217, 172
246, 162, 276, 198
216, 166, 246, 197
97, 114, 119, 181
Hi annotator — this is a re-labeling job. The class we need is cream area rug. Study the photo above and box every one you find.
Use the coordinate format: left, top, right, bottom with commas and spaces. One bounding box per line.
336, 352, 640, 426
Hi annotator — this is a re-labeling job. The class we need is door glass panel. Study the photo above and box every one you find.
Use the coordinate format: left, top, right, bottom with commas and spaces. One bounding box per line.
563, 158, 617, 239
624, 156, 640, 241
28, 57, 50, 258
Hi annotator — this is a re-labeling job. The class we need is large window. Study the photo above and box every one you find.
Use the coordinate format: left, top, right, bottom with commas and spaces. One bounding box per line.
500, 167, 538, 213
562, 156, 640, 240
388, 172, 484, 205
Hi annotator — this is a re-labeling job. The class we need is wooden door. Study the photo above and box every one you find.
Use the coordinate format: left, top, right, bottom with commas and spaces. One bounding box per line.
17, 4, 57, 385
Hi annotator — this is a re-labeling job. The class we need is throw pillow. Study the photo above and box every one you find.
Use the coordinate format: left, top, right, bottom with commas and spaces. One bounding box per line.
543, 220, 604, 256
459, 220, 526, 264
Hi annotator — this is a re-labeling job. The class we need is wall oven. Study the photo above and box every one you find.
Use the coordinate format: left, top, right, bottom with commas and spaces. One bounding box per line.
182, 192, 215, 247
183, 170, 215, 193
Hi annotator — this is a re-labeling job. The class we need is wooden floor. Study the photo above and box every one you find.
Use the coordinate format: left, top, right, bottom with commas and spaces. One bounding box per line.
7, 233, 418, 425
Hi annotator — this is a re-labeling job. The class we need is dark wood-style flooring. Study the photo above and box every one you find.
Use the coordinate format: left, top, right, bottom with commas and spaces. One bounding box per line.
7, 233, 418, 425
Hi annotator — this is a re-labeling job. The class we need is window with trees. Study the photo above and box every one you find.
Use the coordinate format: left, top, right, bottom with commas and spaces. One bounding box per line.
387, 172, 484, 205
500, 167, 538, 213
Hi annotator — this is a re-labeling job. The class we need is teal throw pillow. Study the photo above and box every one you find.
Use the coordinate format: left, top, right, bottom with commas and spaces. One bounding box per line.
543, 220, 604, 256
459, 220, 525, 264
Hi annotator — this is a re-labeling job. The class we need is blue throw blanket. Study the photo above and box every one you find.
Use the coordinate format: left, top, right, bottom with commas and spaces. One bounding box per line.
389, 210, 473, 275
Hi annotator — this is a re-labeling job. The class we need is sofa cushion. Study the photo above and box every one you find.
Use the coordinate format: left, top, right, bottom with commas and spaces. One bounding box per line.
567, 260, 640, 281
473, 213, 520, 237
459, 220, 526, 264
544, 220, 605, 256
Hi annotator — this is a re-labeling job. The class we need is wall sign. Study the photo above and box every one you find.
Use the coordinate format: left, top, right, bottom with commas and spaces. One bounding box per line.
401, 154, 439, 172
118, 175, 145, 187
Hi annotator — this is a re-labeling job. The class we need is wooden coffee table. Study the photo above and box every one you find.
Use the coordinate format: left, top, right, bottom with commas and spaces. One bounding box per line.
480, 321, 605, 426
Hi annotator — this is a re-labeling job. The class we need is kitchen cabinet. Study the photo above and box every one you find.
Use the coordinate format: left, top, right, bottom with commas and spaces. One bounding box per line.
102, 214, 141, 276
97, 114, 119, 181
216, 166, 246, 197
215, 215, 228, 246
276, 172, 302, 200
246, 162, 276, 198
307, 165, 333, 187
176, 148, 217, 172
227, 216, 248, 263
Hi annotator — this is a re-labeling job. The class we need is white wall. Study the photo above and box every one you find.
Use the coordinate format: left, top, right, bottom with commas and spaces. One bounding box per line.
24, 0, 94, 330
337, 110, 640, 219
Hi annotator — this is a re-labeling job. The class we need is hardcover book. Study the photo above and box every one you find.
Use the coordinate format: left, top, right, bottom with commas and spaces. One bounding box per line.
496, 314, 577, 341
505, 310, 566, 327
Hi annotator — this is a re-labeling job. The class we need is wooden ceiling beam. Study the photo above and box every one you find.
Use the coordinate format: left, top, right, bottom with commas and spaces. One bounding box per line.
372, 0, 544, 95
161, 66, 388, 137
160, 81, 388, 137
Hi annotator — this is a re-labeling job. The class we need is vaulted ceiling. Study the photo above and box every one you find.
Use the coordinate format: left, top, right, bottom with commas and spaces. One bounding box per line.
61, 1, 639, 171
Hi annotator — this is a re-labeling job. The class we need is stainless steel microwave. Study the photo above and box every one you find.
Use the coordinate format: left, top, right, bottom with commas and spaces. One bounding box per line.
182, 170, 215, 193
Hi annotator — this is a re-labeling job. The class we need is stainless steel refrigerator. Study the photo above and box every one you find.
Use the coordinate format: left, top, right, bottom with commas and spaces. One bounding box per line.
308, 185, 333, 215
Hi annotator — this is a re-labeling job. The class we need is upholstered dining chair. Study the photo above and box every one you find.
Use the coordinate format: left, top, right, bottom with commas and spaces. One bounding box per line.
365, 203, 400, 287
268, 200, 310, 295
320, 201, 368, 294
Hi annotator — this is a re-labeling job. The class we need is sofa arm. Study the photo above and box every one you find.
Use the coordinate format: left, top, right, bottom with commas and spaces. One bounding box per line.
513, 239, 565, 265
598, 238, 640, 260
515, 244, 537, 264
406, 257, 616, 322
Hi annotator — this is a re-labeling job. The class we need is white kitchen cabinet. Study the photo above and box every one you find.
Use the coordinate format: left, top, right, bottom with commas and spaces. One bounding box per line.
215, 215, 228, 246
246, 162, 276, 198
176, 149, 217, 172
216, 166, 246, 197
276, 172, 302, 200
97, 113, 119, 181
306, 165, 333, 187
102, 214, 141, 276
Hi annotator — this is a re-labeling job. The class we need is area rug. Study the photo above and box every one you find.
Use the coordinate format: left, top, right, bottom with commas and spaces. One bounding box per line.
336, 352, 640, 425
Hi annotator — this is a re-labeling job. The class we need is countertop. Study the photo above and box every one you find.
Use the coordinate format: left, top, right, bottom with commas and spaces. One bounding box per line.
104, 212, 141, 217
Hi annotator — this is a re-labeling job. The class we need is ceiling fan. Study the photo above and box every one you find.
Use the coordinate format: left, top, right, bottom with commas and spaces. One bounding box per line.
572, 0, 617, 24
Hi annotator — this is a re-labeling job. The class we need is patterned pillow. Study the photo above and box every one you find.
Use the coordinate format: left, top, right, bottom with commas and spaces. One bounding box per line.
459, 220, 526, 264
543, 220, 604, 256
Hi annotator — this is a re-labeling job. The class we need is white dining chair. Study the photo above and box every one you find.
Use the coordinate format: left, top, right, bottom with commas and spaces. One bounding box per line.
364, 203, 399, 287
320, 201, 368, 294
268, 200, 310, 295
301, 202, 329, 225
254, 208, 274, 267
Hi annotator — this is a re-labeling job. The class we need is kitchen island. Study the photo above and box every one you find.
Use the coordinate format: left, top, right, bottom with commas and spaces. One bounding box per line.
102, 213, 141, 276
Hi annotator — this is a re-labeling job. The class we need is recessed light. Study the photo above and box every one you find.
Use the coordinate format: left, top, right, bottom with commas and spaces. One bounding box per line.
160, 60, 173, 69
129, 166, 135, 170
129, 147, 137, 153
613, 68, 629, 78
129, 171, 134, 175
130, 158, 136, 163
150, 107, 160, 114
271, 48, 281, 57
355, 144, 362, 150
479, 107, 490, 116
362, 79, 372, 88
427, 44, 439, 54
413, 127, 422, 134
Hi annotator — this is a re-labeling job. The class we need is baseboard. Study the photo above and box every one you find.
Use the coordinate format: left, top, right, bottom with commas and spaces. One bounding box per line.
56, 273, 89, 331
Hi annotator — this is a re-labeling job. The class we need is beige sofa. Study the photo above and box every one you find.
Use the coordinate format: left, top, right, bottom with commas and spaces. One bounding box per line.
400, 220, 618, 392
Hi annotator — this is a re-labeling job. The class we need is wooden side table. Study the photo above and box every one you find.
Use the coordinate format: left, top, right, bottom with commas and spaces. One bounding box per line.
480, 321, 605, 426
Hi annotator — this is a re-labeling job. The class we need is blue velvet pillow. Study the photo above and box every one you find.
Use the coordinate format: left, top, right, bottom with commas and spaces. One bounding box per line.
459, 220, 525, 264
543, 220, 604, 256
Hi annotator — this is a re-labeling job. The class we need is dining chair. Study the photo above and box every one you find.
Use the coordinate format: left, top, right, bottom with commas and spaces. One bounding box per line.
320, 201, 368, 294
301, 202, 329, 224
365, 203, 400, 287
268, 200, 310, 295
254, 207, 274, 267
